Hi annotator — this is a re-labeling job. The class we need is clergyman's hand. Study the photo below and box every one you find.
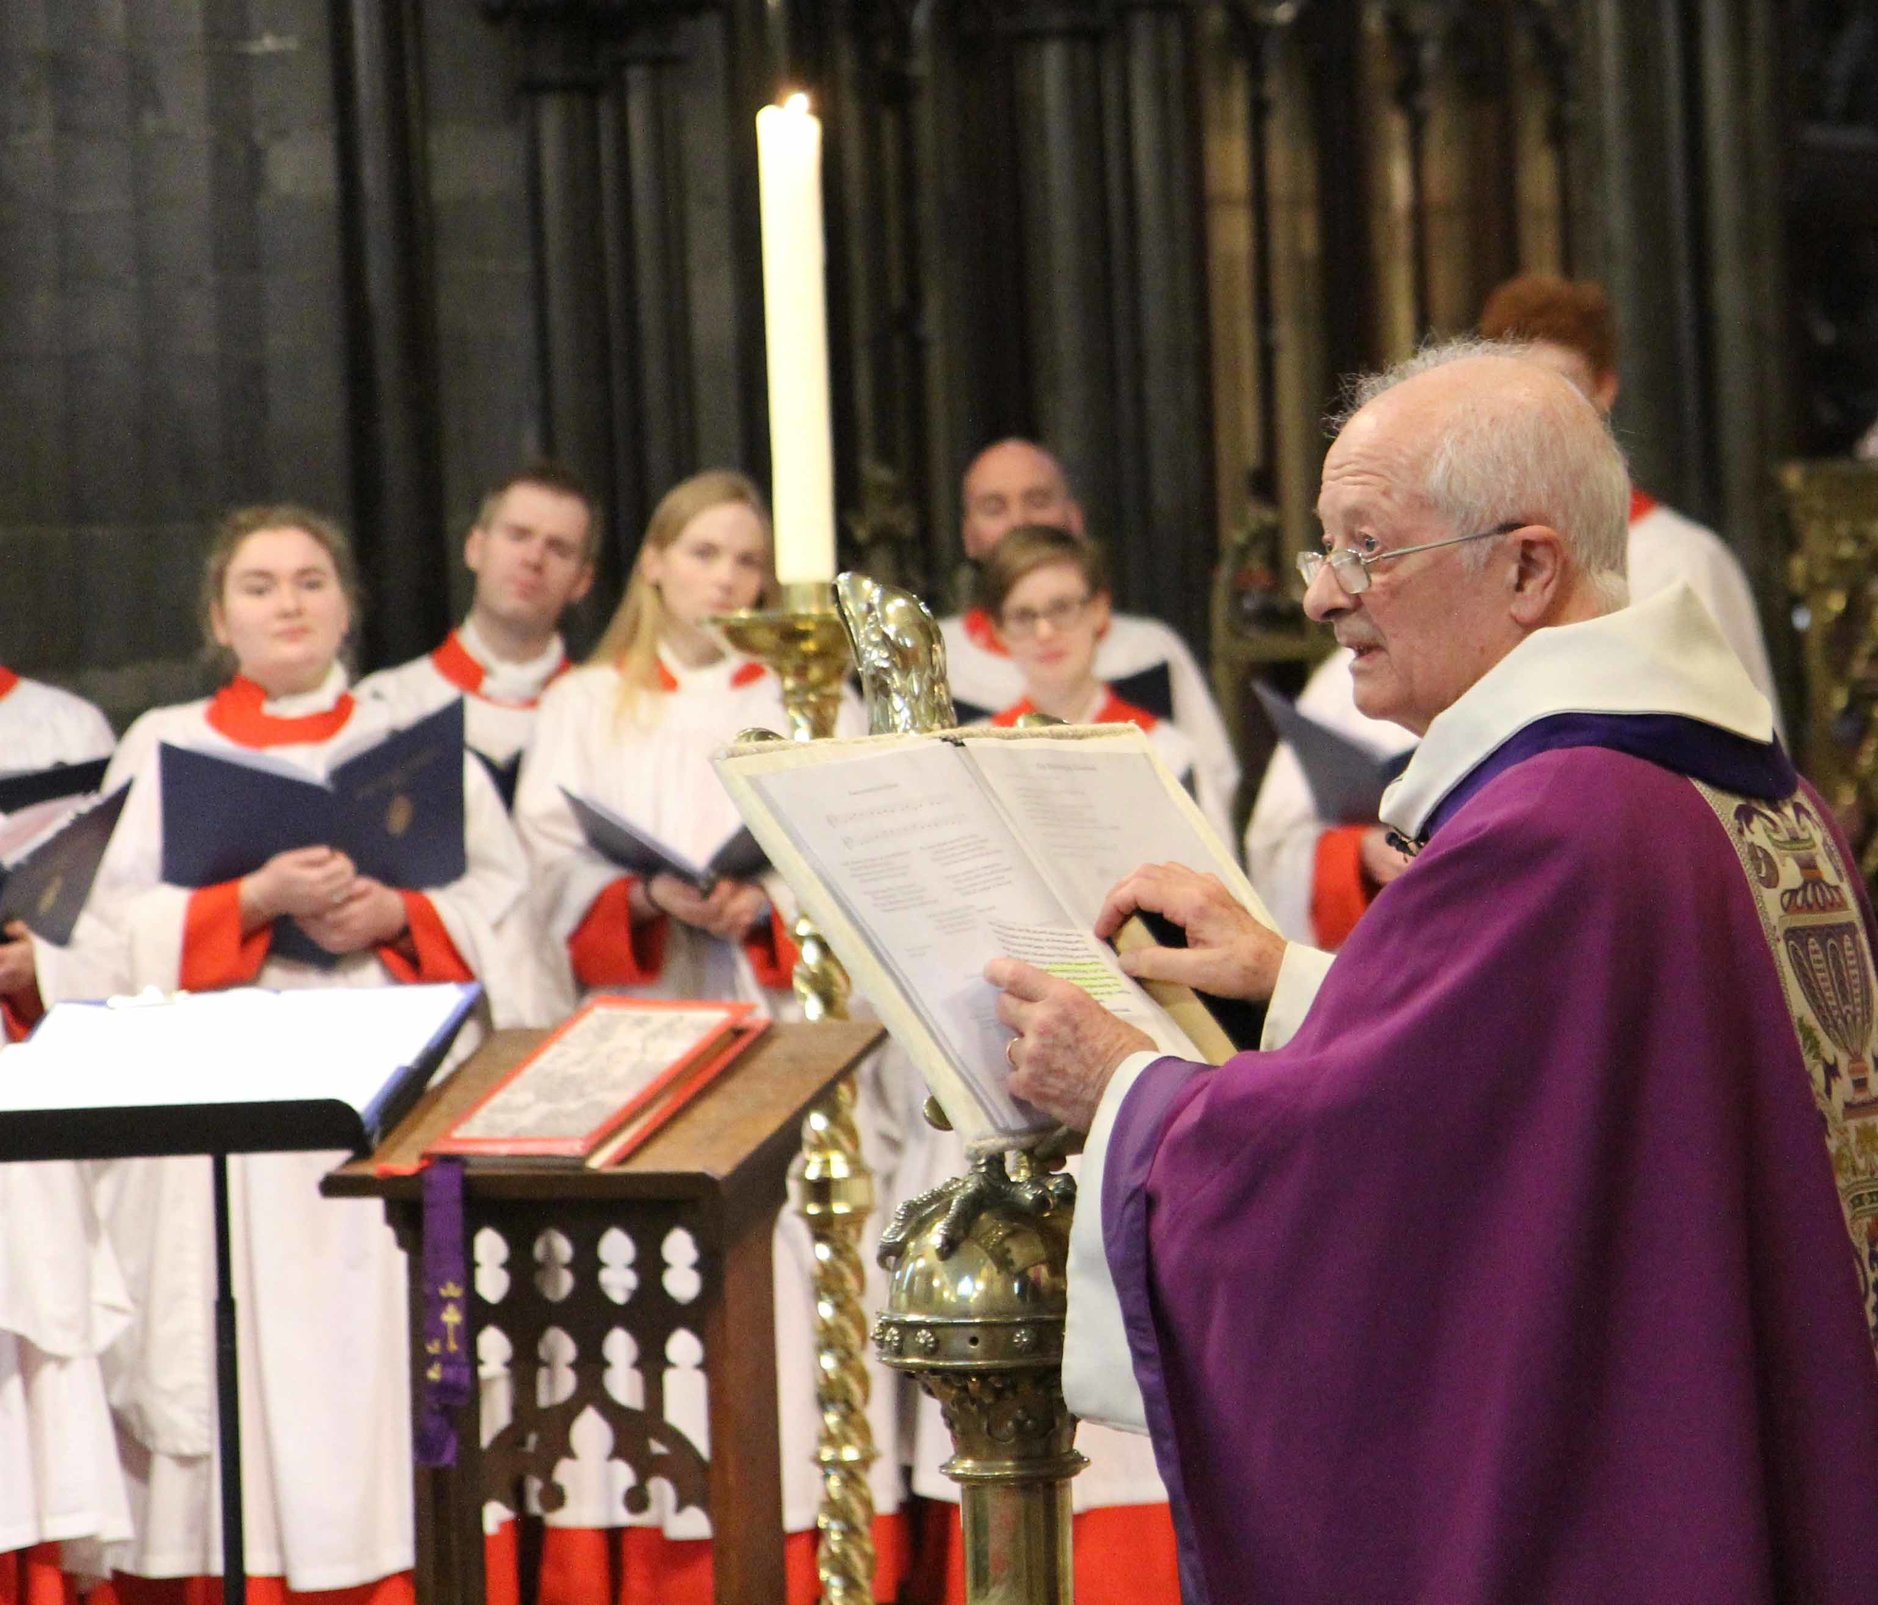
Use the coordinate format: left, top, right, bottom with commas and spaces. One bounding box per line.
1094, 863, 1287, 1003
986, 957, 1155, 1133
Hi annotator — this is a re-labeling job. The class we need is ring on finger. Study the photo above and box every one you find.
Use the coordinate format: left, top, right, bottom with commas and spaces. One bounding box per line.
1004, 1037, 1020, 1071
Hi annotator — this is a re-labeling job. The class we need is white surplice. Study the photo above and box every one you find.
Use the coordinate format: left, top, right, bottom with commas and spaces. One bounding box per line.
76, 670, 534, 1589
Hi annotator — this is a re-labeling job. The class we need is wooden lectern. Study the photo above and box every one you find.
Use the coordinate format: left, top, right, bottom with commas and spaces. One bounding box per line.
326, 1018, 884, 1605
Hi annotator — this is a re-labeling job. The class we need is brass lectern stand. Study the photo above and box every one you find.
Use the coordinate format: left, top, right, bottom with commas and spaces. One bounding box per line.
327, 1018, 884, 1605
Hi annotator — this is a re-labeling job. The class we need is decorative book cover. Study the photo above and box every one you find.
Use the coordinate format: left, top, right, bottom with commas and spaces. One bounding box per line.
429, 996, 765, 1161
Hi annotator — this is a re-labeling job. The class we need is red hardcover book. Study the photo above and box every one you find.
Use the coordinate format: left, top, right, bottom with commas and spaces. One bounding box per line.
429, 996, 766, 1162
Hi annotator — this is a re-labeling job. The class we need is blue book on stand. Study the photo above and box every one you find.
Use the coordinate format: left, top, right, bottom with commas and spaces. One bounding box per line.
159, 701, 467, 966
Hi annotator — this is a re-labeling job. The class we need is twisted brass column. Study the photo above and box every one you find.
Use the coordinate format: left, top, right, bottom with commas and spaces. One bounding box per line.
716, 582, 877, 1604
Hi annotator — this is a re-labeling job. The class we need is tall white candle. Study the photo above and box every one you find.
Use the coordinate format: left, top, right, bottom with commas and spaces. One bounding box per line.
756, 93, 837, 586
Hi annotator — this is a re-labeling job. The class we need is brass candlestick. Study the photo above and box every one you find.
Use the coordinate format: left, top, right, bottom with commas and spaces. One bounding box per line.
715, 580, 877, 1605
838, 573, 1086, 1605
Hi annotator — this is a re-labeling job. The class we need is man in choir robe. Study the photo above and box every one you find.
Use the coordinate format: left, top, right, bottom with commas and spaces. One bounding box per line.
939, 439, 1241, 822
1246, 272, 1783, 947
356, 462, 596, 804
990, 343, 1878, 1603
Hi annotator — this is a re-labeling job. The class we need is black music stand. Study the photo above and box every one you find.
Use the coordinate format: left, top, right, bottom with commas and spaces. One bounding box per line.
0, 983, 480, 1605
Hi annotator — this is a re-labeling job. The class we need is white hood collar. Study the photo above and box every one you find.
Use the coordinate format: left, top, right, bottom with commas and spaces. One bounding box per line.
1381, 584, 1774, 839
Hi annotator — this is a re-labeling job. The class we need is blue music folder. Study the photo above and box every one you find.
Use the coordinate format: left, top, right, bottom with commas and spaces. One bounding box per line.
159, 699, 468, 941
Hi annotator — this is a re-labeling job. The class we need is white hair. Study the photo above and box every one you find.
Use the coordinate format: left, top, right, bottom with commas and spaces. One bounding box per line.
1332, 337, 1633, 613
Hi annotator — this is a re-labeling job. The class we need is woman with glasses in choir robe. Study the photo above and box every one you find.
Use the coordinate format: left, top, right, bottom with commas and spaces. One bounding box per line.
76, 506, 537, 1605
984, 525, 1233, 847
514, 469, 914, 1605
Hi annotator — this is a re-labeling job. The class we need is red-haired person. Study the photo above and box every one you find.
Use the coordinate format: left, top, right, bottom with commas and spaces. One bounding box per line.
513, 471, 913, 1605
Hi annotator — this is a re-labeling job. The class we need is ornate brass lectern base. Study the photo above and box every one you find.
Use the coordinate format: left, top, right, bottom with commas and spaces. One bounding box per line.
838, 573, 1089, 1605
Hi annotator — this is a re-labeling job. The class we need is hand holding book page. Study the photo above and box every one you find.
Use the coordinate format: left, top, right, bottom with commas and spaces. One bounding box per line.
715, 724, 1275, 1152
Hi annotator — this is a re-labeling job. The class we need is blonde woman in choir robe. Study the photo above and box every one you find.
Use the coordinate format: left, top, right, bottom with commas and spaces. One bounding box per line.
514, 469, 914, 1605
890, 524, 1188, 1605
77, 506, 535, 1605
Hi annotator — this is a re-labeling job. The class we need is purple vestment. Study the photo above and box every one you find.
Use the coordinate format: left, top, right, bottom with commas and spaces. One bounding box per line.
1104, 713, 1878, 1603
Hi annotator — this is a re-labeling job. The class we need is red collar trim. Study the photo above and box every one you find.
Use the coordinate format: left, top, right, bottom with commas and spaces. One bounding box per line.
1094, 690, 1156, 730
431, 631, 569, 707
963, 608, 1011, 659
1628, 487, 1659, 523
990, 690, 1155, 731
0, 668, 18, 702
989, 698, 1033, 728
653, 658, 769, 694
430, 632, 485, 695
206, 677, 356, 748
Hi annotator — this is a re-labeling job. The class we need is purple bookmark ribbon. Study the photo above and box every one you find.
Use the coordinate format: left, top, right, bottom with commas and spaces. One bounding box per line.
416, 1156, 472, 1467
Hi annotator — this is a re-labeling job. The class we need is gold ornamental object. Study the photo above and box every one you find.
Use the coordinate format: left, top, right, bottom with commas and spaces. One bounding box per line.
836, 572, 1087, 1605
715, 580, 878, 1605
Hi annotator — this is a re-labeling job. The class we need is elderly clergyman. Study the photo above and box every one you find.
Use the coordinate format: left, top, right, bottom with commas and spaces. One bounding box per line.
989, 341, 1878, 1603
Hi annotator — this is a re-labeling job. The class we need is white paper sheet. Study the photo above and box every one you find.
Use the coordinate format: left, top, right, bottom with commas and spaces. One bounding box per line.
0, 983, 478, 1114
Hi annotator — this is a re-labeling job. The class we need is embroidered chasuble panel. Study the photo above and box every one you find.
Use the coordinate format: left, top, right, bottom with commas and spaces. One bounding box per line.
1698, 781, 1878, 1359
471, 1199, 714, 1522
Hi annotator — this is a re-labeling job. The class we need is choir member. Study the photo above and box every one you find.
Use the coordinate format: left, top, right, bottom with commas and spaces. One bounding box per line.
0, 676, 130, 1605
980, 525, 1234, 845
0, 1164, 133, 1605
937, 439, 1241, 819
513, 470, 914, 1604
355, 463, 596, 802
77, 505, 537, 1605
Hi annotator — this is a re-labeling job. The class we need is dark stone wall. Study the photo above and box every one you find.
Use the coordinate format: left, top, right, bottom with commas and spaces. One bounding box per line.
0, 0, 352, 726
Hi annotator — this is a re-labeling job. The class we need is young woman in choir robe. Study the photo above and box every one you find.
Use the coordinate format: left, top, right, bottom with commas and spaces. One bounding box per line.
77, 506, 537, 1605
892, 524, 1187, 1605
983, 525, 1234, 845
513, 470, 915, 1605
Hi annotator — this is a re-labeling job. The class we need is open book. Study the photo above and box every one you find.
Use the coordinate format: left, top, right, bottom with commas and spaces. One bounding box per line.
715, 724, 1273, 1152
0, 785, 130, 944
159, 699, 467, 892
563, 790, 768, 895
